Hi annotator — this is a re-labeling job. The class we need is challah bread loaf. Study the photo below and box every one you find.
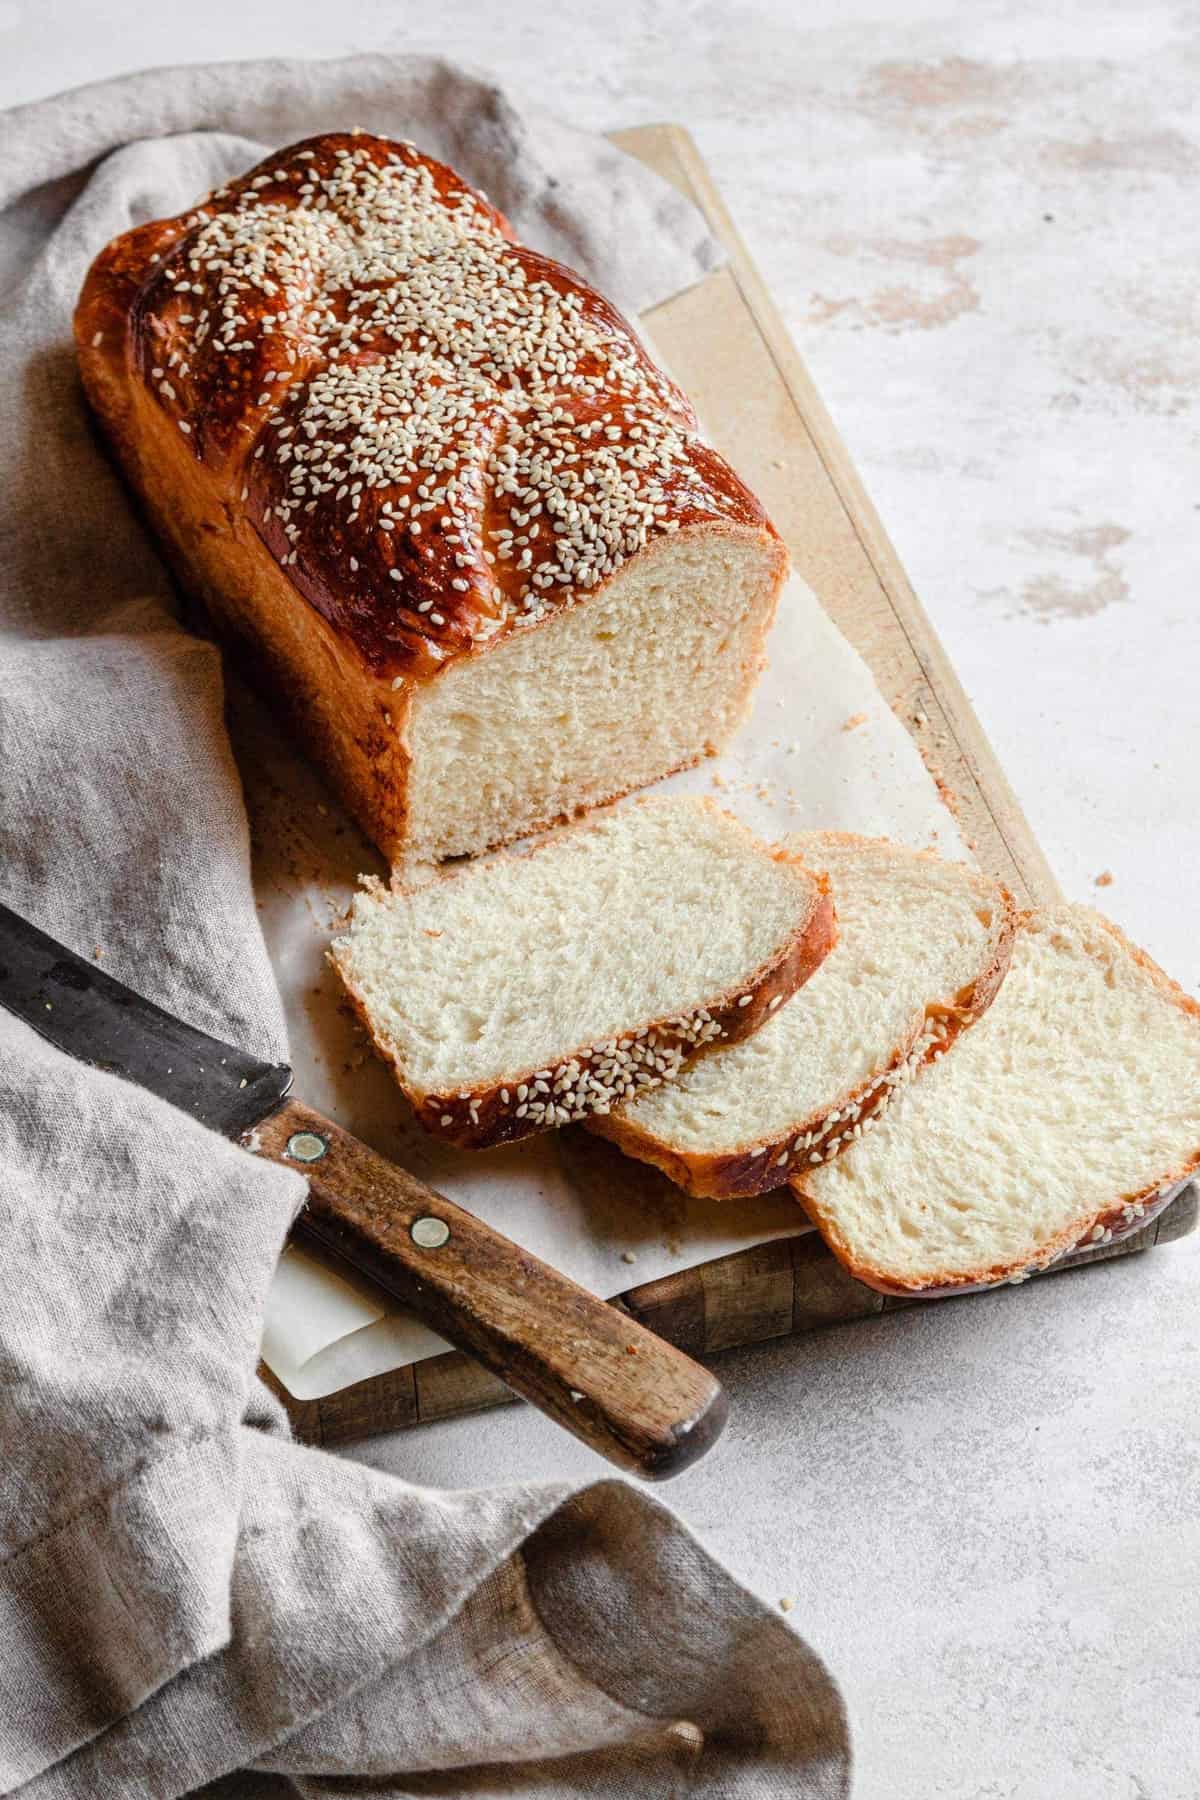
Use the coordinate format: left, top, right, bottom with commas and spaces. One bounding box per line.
589, 834, 1014, 1196
330, 797, 835, 1149
793, 905, 1200, 1295
74, 132, 787, 868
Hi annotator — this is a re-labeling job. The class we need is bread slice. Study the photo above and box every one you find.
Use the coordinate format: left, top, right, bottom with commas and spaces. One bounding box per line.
588, 834, 1014, 1197
793, 904, 1200, 1295
330, 797, 836, 1148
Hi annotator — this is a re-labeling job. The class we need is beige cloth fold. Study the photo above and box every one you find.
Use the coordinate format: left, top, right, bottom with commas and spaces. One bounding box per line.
0, 56, 849, 1796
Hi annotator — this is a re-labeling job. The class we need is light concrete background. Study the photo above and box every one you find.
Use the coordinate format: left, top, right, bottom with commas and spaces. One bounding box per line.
5, 6, 1197, 1796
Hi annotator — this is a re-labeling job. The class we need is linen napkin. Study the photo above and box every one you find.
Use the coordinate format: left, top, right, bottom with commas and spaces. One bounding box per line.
0, 55, 850, 1796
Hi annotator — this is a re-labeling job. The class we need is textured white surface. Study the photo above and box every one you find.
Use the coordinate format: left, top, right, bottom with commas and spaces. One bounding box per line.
7, 6, 1198, 1796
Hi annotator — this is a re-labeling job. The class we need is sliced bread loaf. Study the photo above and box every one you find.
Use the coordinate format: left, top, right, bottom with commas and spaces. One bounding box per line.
793, 904, 1200, 1295
588, 834, 1014, 1197
331, 797, 836, 1148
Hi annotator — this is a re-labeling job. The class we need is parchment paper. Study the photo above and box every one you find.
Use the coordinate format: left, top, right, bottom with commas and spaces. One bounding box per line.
249, 566, 966, 1399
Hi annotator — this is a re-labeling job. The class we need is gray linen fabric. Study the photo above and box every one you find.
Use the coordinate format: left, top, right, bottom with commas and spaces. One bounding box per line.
0, 57, 849, 1796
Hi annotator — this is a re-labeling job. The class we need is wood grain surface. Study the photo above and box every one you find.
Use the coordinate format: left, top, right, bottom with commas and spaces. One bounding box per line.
253, 1097, 728, 1477
267, 125, 1194, 1445
265, 1184, 1199, 1448
611, 123, 1061, 908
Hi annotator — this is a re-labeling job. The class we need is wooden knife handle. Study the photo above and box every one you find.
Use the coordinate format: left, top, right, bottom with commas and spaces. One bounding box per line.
249, 1098, 727, 1479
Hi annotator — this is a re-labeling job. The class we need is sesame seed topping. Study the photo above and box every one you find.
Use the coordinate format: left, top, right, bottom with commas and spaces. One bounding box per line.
428, 1000, 725, 1138
137, 135, 737, 674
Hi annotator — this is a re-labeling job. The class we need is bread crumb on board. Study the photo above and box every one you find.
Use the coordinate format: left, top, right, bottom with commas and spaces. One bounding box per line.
842, 712, 868, 732
918, 744, 965, 825
1095, 870, 1114, 888
779, 1597, 794, 1613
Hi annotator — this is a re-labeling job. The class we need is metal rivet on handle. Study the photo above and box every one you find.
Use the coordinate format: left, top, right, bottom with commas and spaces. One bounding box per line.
411, 1216, 451, 1250
286, 1131, 328, 1163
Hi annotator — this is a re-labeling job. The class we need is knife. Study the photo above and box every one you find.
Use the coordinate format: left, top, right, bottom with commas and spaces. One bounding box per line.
0, 901, 727, 1478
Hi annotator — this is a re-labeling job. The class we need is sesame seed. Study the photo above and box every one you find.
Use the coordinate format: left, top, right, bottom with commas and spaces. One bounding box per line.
139, 137, 708, 659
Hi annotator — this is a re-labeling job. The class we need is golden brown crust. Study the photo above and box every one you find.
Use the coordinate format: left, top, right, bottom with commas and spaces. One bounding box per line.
75, 283, 411, 855
792, 903, 1200, 1296
590, 949, 1009, 1198
1087, 908, 1200, 1026
588, 853, 1017, 1200
74, 131, 779, 682
811, 1171, 1197, 1299
74, 130, 787, 865
331, 844, 837, 1151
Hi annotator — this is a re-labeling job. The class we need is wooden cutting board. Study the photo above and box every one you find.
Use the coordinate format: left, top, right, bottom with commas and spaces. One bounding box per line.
266, 124, 1197, 1446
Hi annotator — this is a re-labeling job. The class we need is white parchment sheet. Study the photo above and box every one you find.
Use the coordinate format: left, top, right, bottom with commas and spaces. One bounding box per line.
243, 567, 966, 1400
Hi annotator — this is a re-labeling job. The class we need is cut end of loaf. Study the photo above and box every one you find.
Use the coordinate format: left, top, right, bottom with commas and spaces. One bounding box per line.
589, 833, 1015, 1198
794, 904, 1200, 1294
398, 526, 787, 866
331, 796, 835, 1148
